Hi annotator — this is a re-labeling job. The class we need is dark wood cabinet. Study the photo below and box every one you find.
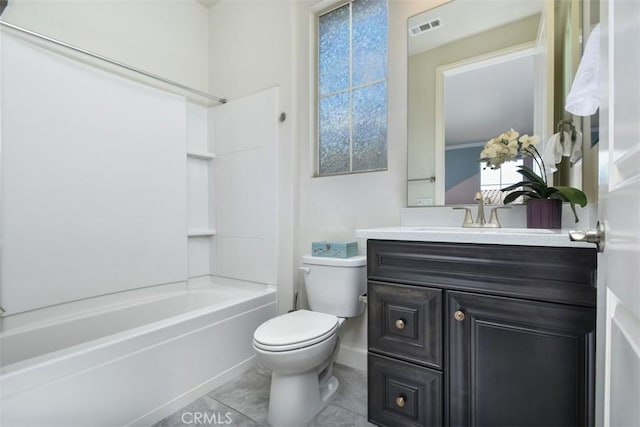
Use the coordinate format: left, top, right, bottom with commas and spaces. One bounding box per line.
366, 240, 597, 427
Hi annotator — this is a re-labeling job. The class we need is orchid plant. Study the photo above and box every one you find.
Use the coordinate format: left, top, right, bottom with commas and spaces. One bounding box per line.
479, 129, 587, 222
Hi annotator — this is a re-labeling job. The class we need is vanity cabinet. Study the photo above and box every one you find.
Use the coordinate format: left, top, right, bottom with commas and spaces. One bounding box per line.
366, 239, 597, 427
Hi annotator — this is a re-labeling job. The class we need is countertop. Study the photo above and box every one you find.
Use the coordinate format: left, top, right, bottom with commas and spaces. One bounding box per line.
355, 226, 597, 249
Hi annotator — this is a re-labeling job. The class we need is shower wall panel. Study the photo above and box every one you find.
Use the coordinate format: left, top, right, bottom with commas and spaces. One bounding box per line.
213, 87, 279, 285
1, 33, 188, 314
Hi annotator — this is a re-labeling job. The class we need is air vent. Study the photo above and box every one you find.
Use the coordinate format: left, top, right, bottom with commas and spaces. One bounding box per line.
409, 17, 443, 36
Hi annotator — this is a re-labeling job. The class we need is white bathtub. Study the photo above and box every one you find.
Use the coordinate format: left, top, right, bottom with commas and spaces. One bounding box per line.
0, 276, 276, 427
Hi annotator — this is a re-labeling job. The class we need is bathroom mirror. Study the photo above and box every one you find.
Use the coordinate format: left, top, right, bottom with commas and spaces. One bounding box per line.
406, 0, 598, 206
407, 0, 546, 206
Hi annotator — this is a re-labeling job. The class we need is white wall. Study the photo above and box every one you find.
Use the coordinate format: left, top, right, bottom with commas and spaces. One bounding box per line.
2, 0, 209, 92
208, 0, 441, 370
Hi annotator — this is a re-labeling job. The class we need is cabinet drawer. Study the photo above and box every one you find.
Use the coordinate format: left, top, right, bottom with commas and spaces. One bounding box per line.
368, 353, 442, 427
368, 281, 442, 368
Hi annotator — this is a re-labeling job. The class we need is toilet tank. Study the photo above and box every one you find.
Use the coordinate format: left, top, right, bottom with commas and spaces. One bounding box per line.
301, 255, 366, 317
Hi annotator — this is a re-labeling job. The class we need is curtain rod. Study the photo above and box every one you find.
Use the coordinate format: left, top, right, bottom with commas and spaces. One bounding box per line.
0, 20, 227, 104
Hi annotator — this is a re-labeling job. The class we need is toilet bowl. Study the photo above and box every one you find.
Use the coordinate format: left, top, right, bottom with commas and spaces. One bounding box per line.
252, 255, 366, 427
253, 310, 343, 426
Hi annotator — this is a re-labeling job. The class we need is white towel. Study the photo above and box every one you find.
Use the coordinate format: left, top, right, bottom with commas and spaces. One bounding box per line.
565, 24, 600, 116
542, 132, 569, 174
561, 133, 572, 157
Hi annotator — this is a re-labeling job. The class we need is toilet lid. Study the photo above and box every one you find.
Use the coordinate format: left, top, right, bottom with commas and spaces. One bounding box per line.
253, 310, 339, 352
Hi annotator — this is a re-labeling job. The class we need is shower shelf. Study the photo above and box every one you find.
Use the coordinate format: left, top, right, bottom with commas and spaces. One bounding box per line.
187, 228, 216, 237
186, 149, 216, 160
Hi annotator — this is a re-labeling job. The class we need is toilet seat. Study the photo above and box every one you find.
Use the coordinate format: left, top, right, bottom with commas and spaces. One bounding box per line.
253, 310, 339, 352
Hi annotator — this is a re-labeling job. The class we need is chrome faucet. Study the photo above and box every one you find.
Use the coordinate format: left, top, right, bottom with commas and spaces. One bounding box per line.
474, 192, 486, 225
453, 192, 510, 228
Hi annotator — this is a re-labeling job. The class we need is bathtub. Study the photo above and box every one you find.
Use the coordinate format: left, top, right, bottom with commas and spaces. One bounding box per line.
0, 276, 277, 427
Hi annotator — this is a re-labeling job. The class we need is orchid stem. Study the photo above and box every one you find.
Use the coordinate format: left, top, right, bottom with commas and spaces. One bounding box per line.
525, 146, 547, 186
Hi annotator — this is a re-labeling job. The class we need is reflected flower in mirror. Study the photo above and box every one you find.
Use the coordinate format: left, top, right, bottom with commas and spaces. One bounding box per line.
479, 129, 539, 170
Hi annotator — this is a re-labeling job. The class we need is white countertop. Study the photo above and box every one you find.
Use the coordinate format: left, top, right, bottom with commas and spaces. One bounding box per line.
355, 226, 596, 249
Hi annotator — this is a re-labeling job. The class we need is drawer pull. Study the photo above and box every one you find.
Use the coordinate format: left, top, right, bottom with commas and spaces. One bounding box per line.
395, 319, 406, 330
454, 310, 466, 321
395, 395, 406, 408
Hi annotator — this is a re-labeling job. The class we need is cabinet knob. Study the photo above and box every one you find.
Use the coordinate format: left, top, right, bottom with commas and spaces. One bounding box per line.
395, 395, 406, 408
395, 319, 406, 330
454, 310, 466, 321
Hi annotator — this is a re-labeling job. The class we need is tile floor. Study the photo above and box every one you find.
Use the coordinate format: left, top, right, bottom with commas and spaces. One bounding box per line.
154, 364, 375, 427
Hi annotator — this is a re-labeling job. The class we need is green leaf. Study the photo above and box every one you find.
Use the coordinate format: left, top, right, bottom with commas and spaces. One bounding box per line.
543, 187, 559, 199
503, 190, 541, 205
501, 182, 525, 192
549, 186, 588, 223
501, 181, 547, 196
523, 182, 550, 196
516, 165, 547, 188
508, 183, 558, 199
553, 186, 588, 207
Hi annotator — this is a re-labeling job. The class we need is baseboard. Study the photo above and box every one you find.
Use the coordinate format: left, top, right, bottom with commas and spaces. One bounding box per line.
335, 344, 367, 372
128, 356, 257, 426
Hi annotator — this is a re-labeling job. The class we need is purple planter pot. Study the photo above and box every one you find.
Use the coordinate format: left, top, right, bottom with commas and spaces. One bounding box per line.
527, 198, 562, 229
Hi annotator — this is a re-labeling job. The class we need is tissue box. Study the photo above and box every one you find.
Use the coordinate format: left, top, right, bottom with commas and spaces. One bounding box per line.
312, 241, 358, 258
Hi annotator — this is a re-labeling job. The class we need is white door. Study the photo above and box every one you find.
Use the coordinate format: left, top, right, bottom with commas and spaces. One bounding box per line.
597, 0, 640, 425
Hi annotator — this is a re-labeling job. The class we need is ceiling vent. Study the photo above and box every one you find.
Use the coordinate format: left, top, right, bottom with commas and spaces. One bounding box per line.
409, 17, 443, 36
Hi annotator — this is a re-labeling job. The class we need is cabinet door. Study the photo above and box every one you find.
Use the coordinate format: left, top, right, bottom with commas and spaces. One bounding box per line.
447, 291, 596, 427
369, 281, 442, 368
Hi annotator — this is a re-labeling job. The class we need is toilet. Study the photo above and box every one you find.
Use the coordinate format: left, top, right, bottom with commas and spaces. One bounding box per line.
252, 254, 367, 427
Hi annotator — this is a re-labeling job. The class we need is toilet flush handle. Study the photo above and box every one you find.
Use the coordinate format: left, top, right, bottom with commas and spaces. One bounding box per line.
299, 266, 310, 274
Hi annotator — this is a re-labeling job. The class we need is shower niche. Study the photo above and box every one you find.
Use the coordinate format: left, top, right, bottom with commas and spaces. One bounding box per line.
186, 102, 217, 280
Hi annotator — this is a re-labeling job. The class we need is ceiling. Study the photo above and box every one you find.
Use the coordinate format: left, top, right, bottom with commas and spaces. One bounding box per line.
407, 0, 541, 147
444, 52, 535, 147
408, 0, 544, 56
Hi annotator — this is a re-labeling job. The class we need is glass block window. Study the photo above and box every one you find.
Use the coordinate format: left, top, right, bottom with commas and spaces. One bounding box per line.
480, 159, 524, 190
480, 159, 524, 204
317, 0, 388, 176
